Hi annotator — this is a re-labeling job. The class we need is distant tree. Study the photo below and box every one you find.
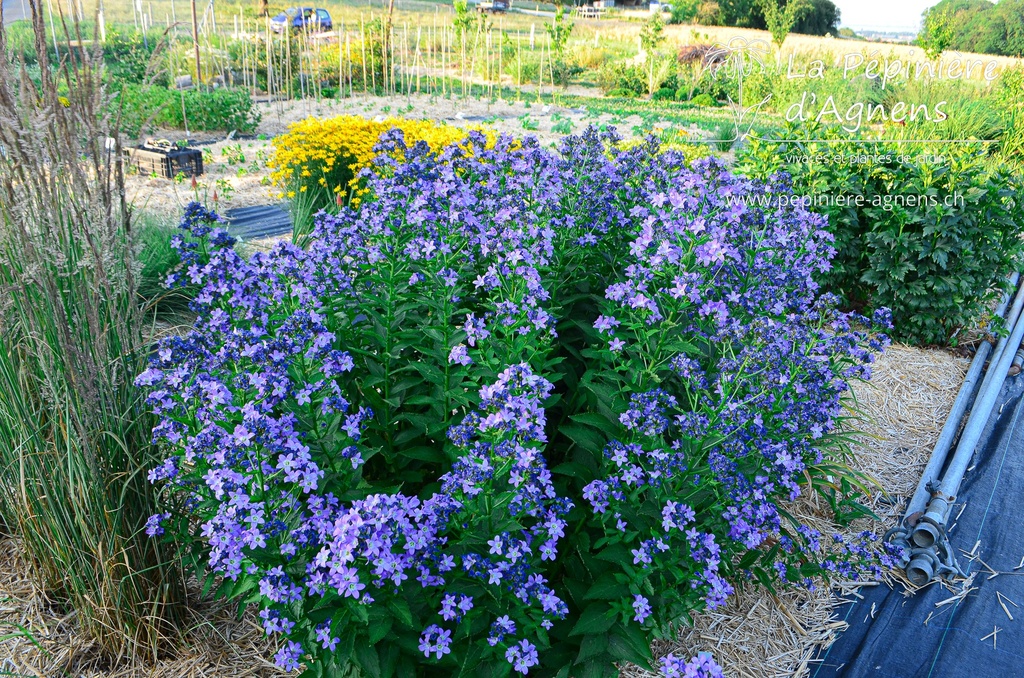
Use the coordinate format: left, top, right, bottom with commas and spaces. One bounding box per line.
756, 0, 812, 49
920, 4, 957, 58
668, 0, 700, 24
994, 0, 1024, 56
792, 0, 840, 35
914, 0, 1024, 57
718, 0, 758, 26
695, 1, 721, 24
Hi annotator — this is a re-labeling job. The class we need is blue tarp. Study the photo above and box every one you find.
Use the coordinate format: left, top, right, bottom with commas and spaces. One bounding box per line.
814, 375, 1024, 678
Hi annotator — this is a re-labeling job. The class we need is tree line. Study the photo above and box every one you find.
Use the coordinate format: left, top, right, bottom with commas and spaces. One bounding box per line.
919, 0, 1024, 57
661, 0, 841, 37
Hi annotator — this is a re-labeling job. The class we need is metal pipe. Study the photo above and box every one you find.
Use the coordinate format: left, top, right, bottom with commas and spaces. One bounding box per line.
972, 278, 1024, 410
1009, 346, 1024, 377
904, 273, 1020, 522
910, 280, 1024, 549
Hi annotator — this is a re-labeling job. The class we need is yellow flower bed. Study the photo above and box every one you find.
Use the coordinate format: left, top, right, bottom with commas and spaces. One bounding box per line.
269, 115, 491, 208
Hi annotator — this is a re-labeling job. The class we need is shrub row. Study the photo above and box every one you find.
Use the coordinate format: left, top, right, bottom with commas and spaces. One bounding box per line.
115, 84, 261, 138
736, 123, 1024, 345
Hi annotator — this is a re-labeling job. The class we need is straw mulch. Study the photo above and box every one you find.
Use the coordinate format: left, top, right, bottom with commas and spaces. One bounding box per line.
0, 344, 967, 677
0, 538, 286, 678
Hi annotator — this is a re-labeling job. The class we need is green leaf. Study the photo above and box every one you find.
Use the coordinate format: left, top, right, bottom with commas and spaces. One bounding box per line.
569, 603, 616, 636
386, 596, 415, 627
561, 424, 607, 454
369, 615, 394, 644
583, 576, 630, 601
354, 643, 382, 678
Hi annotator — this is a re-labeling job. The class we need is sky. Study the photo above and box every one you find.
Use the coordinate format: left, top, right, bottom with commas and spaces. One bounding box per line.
833, 0, 937, 34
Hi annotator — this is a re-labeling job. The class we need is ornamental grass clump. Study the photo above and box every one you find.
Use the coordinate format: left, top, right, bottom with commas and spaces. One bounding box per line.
0, 5, 182, 661
141, 127, 895, 677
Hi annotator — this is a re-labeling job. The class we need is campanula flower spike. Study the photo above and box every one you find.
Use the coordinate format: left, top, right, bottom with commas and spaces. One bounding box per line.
138, 126, 895, 677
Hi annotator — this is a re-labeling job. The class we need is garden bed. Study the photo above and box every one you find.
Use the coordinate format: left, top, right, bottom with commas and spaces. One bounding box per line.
0, 345, 968, 677
123, 93, 722, 220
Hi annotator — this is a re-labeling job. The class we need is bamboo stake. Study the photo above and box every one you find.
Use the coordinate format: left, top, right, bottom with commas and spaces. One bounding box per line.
287, 25, 294, 100
361, 17, 368, 95
415, 25, 422, 95
517, 28, 522, 99
266, 15, 273, 99
190, 0, 201, 83
486, 27, 492, 101
369, 16, 376, 94
537, 37, 544, 102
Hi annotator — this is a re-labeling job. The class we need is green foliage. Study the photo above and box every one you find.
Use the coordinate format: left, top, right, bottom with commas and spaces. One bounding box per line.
607, 87, 641, 98
453, 0, 478, 47
102, 27, 168, 86
116, 84, 260, 137
737, 122, 1024, 344
917, 0, 1024, 57
546, 6, 575, 59
668, 0, 701, 24
919, 4, 956, 59
136, 212, 195, 312
791, 0, 841, 35
639, 12, 666, 54
996, 67, 1024, 162
640, 13, 669, 97
546, 6, 579, 87
703, 0, 838, 34
1, 22, 38, 65
597, 61, 647, 97
757, 0, 812, 49
689, 92, 718, 106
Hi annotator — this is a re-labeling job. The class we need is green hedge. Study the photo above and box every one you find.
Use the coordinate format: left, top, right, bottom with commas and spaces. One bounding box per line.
737, 122, 1024, 345
115, 84, 260, 137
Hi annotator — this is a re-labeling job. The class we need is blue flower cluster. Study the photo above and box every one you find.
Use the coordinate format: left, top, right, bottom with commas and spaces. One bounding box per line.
139, 126, 893, 676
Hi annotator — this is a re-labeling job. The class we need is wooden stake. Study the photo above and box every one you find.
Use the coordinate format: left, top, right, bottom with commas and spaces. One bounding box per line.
190, 0, 201, 82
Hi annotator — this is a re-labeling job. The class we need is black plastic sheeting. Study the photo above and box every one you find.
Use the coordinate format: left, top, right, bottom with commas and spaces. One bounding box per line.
224, 203, 293, 240
813, 373, 1024, 678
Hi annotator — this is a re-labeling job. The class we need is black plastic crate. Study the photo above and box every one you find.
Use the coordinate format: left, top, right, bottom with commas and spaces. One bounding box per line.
127, 140, 203, 179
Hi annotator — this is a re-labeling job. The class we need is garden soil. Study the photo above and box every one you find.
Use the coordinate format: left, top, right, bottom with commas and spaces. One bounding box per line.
0, 345, 969, 677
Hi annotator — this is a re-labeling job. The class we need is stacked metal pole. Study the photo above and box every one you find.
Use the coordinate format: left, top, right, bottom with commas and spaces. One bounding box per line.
888, 275, 1024, 585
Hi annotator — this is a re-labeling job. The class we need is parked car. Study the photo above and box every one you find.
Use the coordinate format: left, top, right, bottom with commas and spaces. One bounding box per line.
270, 7, 333, 33
475, 0, 509, 12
